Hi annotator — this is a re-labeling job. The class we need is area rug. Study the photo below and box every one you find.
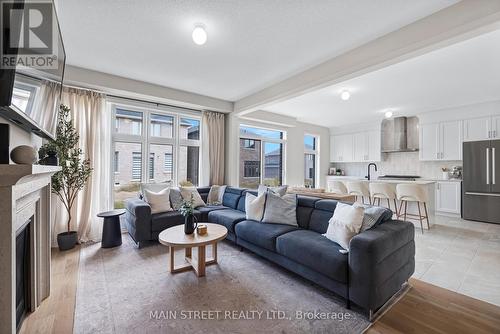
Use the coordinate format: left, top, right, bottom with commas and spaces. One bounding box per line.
74, 234, 369, 334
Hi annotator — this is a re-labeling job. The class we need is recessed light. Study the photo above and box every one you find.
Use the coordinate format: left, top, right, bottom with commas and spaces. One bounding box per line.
385, 111, 393, 118
192, 24, 207, 45
340, 90, 350, 101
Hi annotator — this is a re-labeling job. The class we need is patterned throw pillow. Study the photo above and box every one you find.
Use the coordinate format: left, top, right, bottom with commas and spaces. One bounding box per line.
323, 203, 364, 250
169, 188, 184, 210
261, 192, 297, 226
207, 185, 227, 205
179, 187, 206, 208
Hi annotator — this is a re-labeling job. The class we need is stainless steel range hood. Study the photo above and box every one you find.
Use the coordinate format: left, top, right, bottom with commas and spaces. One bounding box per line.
381, 116, 419, 153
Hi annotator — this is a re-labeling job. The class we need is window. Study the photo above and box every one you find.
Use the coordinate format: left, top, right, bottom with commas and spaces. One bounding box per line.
244, 161, 260, 177
149, 153, 155, 180
132, 152, 142, 180
11, 83, 37, 115
239, 125, 285, 189
114, 151, 119, 173
304, 135, 318, 188
243, 139, 255, 149
112, 104, 201, 208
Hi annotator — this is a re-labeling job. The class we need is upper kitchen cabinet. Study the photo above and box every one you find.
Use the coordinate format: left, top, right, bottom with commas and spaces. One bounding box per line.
331, 131, 380, 163
420, 120, 462, 161
463, 116, 500, 141
330, 134, 353, 162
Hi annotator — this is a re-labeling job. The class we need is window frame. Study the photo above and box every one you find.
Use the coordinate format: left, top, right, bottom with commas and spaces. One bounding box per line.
238, 124, 286, 188
304, 133, 319, 188
111, 102, 202, 206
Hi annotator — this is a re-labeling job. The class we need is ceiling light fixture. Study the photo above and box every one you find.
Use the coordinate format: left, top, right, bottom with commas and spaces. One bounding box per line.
385, 110, 393, 118
192, 24, 207, 45
340, 90, 351, 101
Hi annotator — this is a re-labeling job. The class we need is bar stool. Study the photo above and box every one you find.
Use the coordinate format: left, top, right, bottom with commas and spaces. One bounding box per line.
396, 183, 430, 233
369, 182, 398, 216
327, 180, 348, 195
346, 181, 371, 205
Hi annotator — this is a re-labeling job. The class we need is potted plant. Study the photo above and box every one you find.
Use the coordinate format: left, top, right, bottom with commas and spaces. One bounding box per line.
38, 141, 58, 166
50, 105, 93, 250
180, 194, 198, 234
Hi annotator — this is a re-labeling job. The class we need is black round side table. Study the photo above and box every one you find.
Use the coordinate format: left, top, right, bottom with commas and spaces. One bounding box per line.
97, 209, 125, 248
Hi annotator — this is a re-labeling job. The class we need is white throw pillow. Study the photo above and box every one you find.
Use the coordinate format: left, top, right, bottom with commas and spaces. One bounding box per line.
140, 181, 171, 195
179, 187, 206, 208
207, 185, 227, 205
245, 193, 266, 221
257, 184, 288, 197
323, 203, 364, 250
143, 188, 173, 214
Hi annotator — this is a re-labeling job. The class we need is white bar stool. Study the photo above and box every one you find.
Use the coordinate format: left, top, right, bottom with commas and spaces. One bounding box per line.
327, 180, 348, 195
369, 182, 398, 216
346, 181, 371, 205
396, 183, 430, 233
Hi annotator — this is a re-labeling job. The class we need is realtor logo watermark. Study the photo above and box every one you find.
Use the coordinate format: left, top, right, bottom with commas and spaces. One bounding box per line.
1, 0, 59, 69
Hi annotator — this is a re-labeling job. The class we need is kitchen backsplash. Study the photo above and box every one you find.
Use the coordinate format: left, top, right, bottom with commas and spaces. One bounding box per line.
331, 152, 462, 180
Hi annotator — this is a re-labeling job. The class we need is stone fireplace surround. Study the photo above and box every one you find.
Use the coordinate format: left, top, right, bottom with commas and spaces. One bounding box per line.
0, 165, 61, 334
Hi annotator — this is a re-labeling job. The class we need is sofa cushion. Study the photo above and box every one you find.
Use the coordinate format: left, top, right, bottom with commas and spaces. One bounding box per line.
195, 205, 228, 221
308, 200, 339, 234
276, 229, 348, 283
235, 220, 298, 251
151, 211, 186, 232
222, 187, 245, 209
208, 209, 246, 232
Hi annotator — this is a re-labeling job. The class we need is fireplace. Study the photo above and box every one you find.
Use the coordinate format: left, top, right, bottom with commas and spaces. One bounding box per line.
15, 218, 31, 331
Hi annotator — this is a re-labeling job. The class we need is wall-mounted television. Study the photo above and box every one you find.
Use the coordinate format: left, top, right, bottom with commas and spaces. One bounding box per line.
0, 0, 65, 139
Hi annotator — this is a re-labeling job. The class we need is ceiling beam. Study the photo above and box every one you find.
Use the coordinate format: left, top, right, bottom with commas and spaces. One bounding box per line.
234, 0, 500, 115
64, 65, 234, 113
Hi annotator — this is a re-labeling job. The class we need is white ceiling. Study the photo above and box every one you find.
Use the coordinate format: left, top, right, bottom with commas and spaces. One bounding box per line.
266, 28, 500, 128
55, 0, 457, 101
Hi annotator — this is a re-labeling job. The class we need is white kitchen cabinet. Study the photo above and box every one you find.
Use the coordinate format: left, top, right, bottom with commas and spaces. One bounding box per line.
420, 123, 439, 161
353, 132, 366, 162
435, 181, 461, 215
352, 131, 381, 162
492, 116, 500, 139
463, 117, 492, 141
330, 134, 353, 162
367, 131, 381, 161
420, 121, 462, 161
440, 121, 462, 160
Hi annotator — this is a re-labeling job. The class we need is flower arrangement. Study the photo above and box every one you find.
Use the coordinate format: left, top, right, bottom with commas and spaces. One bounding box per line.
179, 194, 195, 217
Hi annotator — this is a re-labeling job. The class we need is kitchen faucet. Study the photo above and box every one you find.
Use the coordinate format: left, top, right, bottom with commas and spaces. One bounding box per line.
366, 163, 378, 181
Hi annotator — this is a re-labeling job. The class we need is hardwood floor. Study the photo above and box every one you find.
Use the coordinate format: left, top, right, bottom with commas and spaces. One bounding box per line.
19, 246, 500, 334
366, 278, 500, 334
19, 246, 80, 334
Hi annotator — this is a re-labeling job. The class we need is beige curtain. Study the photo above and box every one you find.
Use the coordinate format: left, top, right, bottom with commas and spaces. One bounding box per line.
32, 81, 60, 136
202, 111, 225, 185
51, 86, 111, 244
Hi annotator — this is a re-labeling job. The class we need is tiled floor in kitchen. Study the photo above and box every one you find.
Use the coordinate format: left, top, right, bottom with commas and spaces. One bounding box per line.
413, 215, 500, 306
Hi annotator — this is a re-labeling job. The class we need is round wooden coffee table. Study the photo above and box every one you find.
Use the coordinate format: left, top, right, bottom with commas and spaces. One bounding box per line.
158, 223, 228, 277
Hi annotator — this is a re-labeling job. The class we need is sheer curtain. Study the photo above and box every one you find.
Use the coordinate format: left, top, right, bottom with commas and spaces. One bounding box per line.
51, 86, 111, 245
201, 111, 225, 185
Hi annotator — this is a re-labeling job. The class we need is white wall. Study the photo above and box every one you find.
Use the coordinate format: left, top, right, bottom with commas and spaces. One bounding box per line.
0, 116, 42, 163
225, 110, 330, 188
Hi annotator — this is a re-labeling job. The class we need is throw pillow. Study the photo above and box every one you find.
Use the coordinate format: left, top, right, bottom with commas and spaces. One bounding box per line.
257, 184, 288, 197
169, 187, 184, 210
140, 181, 172, 196
261, 192, 297, 226
358, 204, 393, 232
180, 187, 206, 208
245, 193, 266, 221
207, 185, 227, 205
323, 202, 364, 250
143, 188, 173, 214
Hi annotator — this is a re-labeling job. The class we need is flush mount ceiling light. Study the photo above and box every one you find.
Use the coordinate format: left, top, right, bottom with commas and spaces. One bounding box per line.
340, 90, 351, 101
192, 24, 207, 45
385, 110, 394, 118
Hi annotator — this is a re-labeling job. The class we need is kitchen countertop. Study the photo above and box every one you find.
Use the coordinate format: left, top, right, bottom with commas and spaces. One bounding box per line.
326, 175, 436, 185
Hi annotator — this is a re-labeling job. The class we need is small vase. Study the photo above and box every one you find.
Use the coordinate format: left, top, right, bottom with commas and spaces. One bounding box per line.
184, 215, 197, 234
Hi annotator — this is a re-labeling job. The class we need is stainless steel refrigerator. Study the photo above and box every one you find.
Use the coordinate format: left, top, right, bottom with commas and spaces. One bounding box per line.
463, 140, 500, 223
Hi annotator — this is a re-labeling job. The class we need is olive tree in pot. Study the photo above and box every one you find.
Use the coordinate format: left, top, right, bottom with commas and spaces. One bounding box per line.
41, 105, 92, 251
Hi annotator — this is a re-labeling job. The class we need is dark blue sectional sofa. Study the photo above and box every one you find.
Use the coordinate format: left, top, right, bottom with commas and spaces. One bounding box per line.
124, 186, 415, 318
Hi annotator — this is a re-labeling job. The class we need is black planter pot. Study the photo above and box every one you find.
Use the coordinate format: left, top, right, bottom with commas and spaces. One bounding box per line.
57, 231, 78, 251
45, 152, 58, 166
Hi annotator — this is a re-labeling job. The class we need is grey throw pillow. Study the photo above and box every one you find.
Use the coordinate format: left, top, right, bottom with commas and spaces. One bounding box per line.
169, 187, 184, 210
357, 204, 393, 232
261, 192, 297, 226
